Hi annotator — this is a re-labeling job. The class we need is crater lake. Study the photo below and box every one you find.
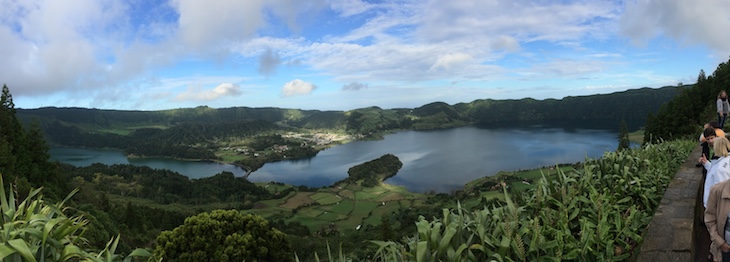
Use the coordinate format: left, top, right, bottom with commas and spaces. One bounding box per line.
50, 121, 634, 193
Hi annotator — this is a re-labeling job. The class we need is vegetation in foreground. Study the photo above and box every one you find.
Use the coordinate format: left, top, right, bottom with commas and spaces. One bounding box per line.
2, 136, 693, 261
370, 139, 695, 261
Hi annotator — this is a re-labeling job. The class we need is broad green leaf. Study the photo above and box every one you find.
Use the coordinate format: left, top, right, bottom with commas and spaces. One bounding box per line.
7, 239, 38, 262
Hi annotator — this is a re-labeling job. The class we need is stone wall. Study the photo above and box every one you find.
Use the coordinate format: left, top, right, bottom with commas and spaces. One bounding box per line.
636, 146, 704, 262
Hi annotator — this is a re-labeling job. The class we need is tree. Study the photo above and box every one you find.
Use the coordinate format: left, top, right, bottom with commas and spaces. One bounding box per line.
0, 84, 22, 178
617, 120, 630, 151
0, 86, 64, 196
154, 210, 292, 262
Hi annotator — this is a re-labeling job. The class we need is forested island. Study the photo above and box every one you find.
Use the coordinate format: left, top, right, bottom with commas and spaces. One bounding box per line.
4, 58, 729, 261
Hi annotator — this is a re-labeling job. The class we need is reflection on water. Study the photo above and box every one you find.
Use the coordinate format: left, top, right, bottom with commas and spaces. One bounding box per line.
254, 122, 625, 193
50, 121, 629, 193
49, 148, 246, 179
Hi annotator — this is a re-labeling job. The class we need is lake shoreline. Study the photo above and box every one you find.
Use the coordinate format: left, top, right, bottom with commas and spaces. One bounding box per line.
51, 123, 627, 193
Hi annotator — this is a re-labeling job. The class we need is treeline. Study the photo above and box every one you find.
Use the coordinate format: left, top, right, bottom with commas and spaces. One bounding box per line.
17, 105, 323, 127
458, 87, 678, 122
645, 57, 730, 142
42, 119, 280, 159
64, 163, 272, 205
0, 85, 65, 198
19, 86, 678, 142
338, 154, 403, 187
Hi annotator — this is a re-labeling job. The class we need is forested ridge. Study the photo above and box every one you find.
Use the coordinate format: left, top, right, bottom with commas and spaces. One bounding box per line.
18, 86, 678, 126
19, 85, 678, 140
15, 86, 679, 164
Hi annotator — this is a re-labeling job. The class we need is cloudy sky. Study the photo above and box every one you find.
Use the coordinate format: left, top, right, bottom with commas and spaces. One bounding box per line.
3, 0, 730, 111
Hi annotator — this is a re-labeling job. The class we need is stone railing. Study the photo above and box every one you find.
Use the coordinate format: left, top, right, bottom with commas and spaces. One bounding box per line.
635, 146, 705, 261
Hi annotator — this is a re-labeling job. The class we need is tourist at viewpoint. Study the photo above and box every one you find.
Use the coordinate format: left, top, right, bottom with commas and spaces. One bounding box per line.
702, 136, 730, 208
719, 91, 730, 129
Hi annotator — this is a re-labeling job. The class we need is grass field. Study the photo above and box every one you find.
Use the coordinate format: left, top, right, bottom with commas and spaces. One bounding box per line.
280, 192, 315, 209
628, 130, 644, 144
240, 181, 430, 235
258, 182, 294, 194
256, 192, 295, 208
311, 192, 341, 205
95, 125, 169, 136
327, 200, 354, 214
352, 201, 380, 217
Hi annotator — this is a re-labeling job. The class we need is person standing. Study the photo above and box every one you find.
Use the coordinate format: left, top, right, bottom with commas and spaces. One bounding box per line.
702, 136, 730, 207
705, 178, 730, 262
704, 137, 730, 262
701, 123, 714, 167
718, 91, 730, 129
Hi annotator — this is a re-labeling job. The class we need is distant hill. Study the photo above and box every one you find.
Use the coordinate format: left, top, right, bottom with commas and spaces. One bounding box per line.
18, 86, 680, 148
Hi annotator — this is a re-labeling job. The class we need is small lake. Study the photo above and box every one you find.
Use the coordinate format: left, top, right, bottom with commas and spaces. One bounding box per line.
49, 147, 245, 179
50, 121, 634, 193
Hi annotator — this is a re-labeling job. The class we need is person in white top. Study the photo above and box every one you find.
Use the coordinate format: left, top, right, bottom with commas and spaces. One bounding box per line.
702, 136, 730, 207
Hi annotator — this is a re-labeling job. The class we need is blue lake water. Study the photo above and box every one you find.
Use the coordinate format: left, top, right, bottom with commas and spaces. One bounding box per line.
50, 122, 628, 193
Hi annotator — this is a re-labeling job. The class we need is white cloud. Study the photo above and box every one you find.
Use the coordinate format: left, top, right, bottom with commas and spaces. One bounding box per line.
0, 0, 126, 97
228, 0, 623, 85
171, 0, 265, 50
174, 83, 242, 101
282, 79, 317, 96
620, 0, 730, 54
327, 0, 374, 17
5, 0, 721, 111
416, 0, 619, 43
1, 0, 322, 106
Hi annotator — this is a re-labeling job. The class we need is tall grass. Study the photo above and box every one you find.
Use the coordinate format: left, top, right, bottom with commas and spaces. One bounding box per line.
0, 174, 153, 262
367, 139, 695, 261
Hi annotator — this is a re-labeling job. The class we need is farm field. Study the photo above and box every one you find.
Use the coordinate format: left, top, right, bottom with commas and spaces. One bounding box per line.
247, 181, 428, 233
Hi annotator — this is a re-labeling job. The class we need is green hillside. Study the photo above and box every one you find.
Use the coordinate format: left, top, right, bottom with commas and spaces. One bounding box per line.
19, 86, 679, 141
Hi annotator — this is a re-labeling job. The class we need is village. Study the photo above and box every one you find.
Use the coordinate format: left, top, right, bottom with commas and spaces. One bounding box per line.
219, 132, 355, 158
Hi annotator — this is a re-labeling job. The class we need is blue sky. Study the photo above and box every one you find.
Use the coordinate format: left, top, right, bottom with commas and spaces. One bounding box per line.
3, 0, 730, 111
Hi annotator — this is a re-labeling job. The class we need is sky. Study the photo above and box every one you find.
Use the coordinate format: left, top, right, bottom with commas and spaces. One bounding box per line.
3, 0, 730, 111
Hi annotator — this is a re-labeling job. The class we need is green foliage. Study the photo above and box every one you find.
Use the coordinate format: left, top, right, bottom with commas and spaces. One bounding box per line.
0, 85, 64, 196
345, 107, 409, 135
340, 154, 403, 187
66, 164, 271, 205
369, 139, 694, 261
456, 87, 678, 123
154, 210, 292, 262
0, 173, 152, 261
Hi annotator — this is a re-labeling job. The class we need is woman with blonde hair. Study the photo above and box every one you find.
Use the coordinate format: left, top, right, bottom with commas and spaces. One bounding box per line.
703, 136, 730, 206
704, 136, 730, 261
718, 90, 729, 129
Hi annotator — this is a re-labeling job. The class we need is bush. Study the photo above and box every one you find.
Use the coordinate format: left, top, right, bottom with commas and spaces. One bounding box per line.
154, 210, 292, 262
